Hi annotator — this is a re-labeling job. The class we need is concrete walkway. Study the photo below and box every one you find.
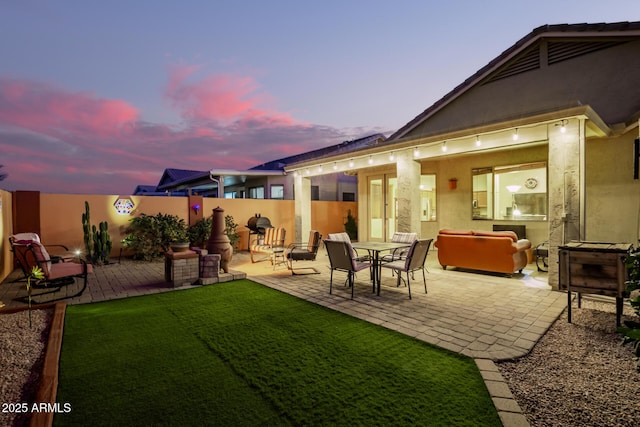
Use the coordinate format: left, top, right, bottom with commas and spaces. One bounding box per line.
1, 250, 566, 427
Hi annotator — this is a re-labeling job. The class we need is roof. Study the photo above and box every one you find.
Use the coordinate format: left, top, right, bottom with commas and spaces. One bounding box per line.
141, 133, 386, 193
250, 133, 386, 170
389, 21, 640, 141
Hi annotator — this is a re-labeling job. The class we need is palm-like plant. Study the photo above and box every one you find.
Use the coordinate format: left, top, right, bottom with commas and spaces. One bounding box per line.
26, 266, 44, 327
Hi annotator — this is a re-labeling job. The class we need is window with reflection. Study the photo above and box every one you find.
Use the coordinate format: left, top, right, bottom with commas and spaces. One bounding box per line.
472, 162, 547, 221
420, 174, 437, 221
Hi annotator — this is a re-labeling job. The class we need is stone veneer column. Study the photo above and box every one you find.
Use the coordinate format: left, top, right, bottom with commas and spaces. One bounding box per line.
396, 149, 422, 235
294, 173, 312, 244
547, 118, 585, 289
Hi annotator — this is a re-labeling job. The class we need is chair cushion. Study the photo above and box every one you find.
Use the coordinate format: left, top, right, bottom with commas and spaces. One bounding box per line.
49, 262, 92, 280
327, 232, 351, 242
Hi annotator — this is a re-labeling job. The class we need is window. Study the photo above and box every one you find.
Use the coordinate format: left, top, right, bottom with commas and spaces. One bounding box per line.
342, 192, 355, 202
420, 174, 437, 221
249, 186, 264, 199
270, 185, 284, 199
472, 162, 547, 221
311, 186, 320, 201
224, 191, 237, 199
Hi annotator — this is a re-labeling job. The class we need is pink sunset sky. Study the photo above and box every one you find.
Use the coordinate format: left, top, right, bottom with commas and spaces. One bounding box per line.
1, 1, 638, 194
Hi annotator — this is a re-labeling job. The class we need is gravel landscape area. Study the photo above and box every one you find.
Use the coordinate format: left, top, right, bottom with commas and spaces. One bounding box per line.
1, 299, 638, 426
0, 309, 51, 427
498, 299, 639, 427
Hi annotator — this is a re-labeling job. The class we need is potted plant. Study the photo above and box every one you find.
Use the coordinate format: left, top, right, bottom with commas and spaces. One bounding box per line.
344, 209, 358, 241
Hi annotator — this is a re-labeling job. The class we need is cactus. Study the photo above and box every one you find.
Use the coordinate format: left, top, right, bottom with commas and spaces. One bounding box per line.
82, 201, 94, 261
82, 201, 112, 265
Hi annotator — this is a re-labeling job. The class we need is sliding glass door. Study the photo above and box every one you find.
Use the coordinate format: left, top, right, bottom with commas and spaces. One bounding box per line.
368, 175, 397, 242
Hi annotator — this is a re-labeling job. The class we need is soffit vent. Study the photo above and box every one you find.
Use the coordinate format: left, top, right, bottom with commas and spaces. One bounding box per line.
547, 40, 626, 65
483, 45, 540, 85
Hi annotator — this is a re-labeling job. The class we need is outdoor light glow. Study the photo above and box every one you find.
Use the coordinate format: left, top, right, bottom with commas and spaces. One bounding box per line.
389, 152, 395, 161
368, 156, 373, 165
512, 128, 519, 141
349, 159, 354, 167
441, 142, 447, 152
318, 165, 323, 172
413, 147, 419, 157
560, 120, 567, 133
333, 162, 338, 170
475, 136, 481, 147
506, 185, 521, 193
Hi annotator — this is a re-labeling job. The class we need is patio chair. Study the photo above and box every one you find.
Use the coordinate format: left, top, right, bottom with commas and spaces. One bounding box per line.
9, 233, 74, 280
285, 230, 322, 274
380, 232, 418, 262
380, 238, 433, 299
327, 232, 369, 261
11, 239, 92, 304
250, 227, 286, 264
324, 239, 372, 299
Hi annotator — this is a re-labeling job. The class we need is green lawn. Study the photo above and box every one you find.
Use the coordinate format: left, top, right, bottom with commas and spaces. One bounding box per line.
55, 280, 500, 426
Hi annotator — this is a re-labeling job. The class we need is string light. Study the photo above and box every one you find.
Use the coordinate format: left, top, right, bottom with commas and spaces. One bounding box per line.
413, 147, 420, 158
475, 136, 481, 147
441, 141, 447, 152
333, 162, 338, 170
368, 155, 373, 165
512, 128, 519, 141
349, 159, 354, 167
389, 152, 395, 161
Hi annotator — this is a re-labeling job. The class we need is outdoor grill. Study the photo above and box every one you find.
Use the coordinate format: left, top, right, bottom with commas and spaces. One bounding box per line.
246, 214, 273, 247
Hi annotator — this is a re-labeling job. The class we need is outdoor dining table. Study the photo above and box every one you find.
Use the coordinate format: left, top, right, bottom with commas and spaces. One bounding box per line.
351, 241, 412, 295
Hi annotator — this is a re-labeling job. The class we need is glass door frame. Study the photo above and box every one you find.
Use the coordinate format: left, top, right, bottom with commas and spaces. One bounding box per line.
367, 174, 397, 242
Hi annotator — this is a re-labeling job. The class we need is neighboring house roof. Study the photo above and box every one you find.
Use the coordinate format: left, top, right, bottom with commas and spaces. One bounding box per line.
389, 21, 640, 141
141, 133, 385, 194
249, 133, 386, 171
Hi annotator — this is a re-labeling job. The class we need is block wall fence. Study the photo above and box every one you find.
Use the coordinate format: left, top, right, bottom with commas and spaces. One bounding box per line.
0, 190, 357, 283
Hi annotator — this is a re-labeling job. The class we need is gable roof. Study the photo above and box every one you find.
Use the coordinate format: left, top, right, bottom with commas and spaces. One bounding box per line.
390, 21, 640, 141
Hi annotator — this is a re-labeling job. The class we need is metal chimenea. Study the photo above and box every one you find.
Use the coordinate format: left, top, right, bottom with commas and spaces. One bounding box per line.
206, 206, 233, 273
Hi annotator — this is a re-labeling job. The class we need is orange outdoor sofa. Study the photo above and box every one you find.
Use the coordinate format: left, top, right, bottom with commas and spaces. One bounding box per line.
434, 229, 531, 275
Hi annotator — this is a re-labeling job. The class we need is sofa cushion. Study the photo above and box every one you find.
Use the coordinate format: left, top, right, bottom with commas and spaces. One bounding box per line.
438, 229, 474, 236
473, 230, 518, 242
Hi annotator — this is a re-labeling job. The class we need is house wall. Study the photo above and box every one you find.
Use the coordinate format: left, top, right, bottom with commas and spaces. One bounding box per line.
0, 189, 14, 282
224, 173, 357, 201
585, 129, 640, 244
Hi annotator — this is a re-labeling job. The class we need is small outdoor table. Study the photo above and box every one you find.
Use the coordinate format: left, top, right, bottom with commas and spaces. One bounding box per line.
559, 241, 632, 327
351, 241, 412, 295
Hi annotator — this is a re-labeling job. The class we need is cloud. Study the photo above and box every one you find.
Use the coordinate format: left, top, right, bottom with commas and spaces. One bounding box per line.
0, 70, 376, 194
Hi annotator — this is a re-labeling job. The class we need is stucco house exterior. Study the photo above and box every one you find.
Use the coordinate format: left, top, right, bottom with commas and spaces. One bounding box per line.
286, 22, 640, 289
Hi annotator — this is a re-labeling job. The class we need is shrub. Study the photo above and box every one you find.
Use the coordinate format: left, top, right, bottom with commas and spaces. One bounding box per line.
188, 217, 212, 249
618, 247, 640, 370
123, 213, 188, 260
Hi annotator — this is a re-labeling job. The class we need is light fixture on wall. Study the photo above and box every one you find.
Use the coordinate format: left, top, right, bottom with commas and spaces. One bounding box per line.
349, 159, 354, 167
333, 162, 338, 170
413, 147, 420, 158
557, 119, 567, 133
114, 197, 135, 215
441, 141, 447, 152
368, 155, 373, 165
192, 203, 201, 215
512, 128, 519, 141
475, 135, 481, 147
318, 165, 323, 173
